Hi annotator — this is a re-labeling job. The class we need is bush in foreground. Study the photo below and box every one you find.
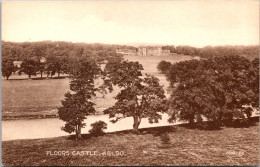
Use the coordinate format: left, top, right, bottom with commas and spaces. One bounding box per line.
89, 121, 107, 137
160, 133, 171, 145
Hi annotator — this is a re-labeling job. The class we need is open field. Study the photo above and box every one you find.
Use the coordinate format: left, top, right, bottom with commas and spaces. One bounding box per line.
1, 77, 70, 120
1, 77, 118, 120
124, 55, 194, 97
2, 120, 259, 166
124, 54, 194, 75
1, 55, 193, 120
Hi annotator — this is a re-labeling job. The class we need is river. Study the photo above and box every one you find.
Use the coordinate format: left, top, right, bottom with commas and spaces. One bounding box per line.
3, 111, 258, 141
2, 113, 184, 141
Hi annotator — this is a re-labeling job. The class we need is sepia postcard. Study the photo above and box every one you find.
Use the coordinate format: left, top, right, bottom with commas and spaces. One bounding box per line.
1, 0, 259, 166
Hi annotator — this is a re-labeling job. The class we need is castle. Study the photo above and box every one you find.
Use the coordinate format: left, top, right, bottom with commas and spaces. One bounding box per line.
116, 46, 170, 56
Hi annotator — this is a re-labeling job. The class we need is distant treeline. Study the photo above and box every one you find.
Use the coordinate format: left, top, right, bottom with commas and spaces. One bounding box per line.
162, 45, 259, 60
1, 41, 136, 61
3, 41, 259, 61
2, 41, 131, 79
2, 41, 259, 79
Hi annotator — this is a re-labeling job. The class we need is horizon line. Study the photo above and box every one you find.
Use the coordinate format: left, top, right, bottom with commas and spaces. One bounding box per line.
2, 40, 259, 49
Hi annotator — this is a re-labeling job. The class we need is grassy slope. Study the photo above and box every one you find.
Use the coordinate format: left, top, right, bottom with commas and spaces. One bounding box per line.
2, 122, 259, 166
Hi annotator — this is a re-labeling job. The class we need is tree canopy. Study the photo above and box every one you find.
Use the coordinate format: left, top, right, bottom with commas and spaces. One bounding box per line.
1, 41, 124, 62
162, 45, 259, 60
18, 59, 39, 78
103, 60, 168, 132
2, 58, 18, 80
166, 55, 259, 128
58, 61, 101, 140
2, 41, 124, 79
157, 60, 172, 74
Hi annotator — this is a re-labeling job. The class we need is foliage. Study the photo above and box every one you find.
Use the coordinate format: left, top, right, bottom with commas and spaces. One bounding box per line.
1, 41, 123, 62
37, 62, 46, 78
58, 61, 100, 140
166, 55, 259, 128
1, 58, 18, 80
103, 60, 168, 133
45, 56, 63, 78
160, 133, 171, 146
3, 41, 258, 65
18, 59, 39, 78
89, 121, 108, 136
2, 41, 258, 81
157, 60, 171, 74
161, 45, 259, 60
2, 41, 124, 79
249, 57, 259, 107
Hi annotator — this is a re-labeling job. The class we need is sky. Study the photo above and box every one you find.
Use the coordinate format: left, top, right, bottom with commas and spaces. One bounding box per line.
2, 1, 259, 47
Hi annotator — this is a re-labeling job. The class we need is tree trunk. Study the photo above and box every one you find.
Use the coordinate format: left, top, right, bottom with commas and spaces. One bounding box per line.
75, 125, 78, 140
6, 76, 9, 80
58, 72, 60, 78
40, 72, 43, 78
73, 67, 76, 77
189, 114, 194, 125
29, 74, 31, 79
133, 115, 141, 133
76, 121, 82, 140
77, 127, 82, 140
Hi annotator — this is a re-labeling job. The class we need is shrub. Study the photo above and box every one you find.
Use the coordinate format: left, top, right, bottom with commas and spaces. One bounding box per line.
160, 133, 171, 145
89, 121, 107, 136
157, 60, 171, 74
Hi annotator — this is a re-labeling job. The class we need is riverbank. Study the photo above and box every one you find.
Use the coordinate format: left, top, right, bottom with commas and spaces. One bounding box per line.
1, 107, 104, 121
2, 121, 259, 166
1, 107, 58, 120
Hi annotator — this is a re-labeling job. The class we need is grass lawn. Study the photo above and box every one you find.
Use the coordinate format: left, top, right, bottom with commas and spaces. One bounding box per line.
1, 77, 70, 120
2, 121, 259, 166
1, 77, 118, 120
124, 54, 193, 75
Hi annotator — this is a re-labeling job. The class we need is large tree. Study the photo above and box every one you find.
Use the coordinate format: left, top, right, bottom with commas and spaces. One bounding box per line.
166, 55, 259, 127
45, 56, 58, 78
58, 61, 101, 140
18, 59, 39, 78
249, 57, 259, 108
2, 59, 18, 80
37, 61, 46, 78
103, 61, 168, 133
